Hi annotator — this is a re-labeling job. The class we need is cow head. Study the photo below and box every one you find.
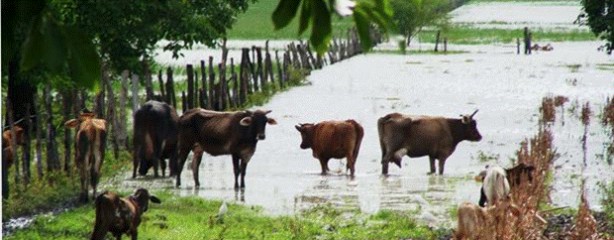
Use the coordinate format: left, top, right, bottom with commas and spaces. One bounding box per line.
65, 112, 107, 132
460, 110, 482, 141
2, 126, 25, 149
239, 110, 277, 140
295, 123, 315, 149
131, 188, 161, 213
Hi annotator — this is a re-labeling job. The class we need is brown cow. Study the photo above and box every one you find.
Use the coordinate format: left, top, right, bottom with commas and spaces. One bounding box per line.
91, 188, 161, 240
133, 100, 179, 178
295, 120, 364, 176
2, 126, 25, 199
175, 109, 277, 188
65, 112, 107, 202
378, 110, 482, 175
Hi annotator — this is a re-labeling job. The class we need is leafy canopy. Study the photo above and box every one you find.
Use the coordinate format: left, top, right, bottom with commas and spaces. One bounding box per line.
391, 0, 450, 45
580, 0, 614, 54
272, 0, 393, 56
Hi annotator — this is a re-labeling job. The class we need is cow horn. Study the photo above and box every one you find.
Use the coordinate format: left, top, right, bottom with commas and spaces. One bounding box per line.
470, 109, 479, 118
264, 110, 272, 115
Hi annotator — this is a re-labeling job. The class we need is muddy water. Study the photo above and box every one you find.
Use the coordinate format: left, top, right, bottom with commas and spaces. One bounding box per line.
120, 41, 613, 227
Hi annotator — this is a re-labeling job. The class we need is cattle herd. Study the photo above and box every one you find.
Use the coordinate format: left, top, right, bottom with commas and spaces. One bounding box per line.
2, 100, 537, 239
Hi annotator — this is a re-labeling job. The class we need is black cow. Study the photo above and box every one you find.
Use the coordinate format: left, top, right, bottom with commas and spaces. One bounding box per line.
133, 100, 179, 178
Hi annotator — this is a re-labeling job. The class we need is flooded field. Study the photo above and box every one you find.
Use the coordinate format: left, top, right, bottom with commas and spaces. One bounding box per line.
121, 40, 614, 227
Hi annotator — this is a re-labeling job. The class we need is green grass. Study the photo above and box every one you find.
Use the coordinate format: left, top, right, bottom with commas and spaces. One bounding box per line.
417, 26, 596, 44
227, 0, 354, 39
6, 193, 439, 240
2, 150, 131, 221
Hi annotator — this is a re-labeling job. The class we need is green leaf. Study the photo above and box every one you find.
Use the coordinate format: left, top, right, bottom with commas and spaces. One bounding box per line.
310, 0, 331, 56
298, 0, 311, 35
63, 26, 100, 90
353, 8, 372, 52
272, 0, 301, 30
42, 15, 67, 72
20, 14, 44, 71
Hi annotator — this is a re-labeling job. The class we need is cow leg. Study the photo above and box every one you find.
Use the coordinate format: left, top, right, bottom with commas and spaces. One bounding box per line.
160, 157, 167, 178
428, 157, 436, 175
191, 145, 203, 187
132, 146, 139, 179
240, 159, 249, 189
319, 158, 329, 175
175, 139, 194, 187
92, 141, 104, 199
153, 138, 163, 178
232, 155, 240, 189
382, 161, 389, 175
437, 155, 449, 175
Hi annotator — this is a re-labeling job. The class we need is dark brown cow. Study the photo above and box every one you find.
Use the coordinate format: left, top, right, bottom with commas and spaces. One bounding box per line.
378, 110, 482, 175
65, 113, 107, 202
91, 188, 161, 240
295, 120, 364, 176
175, 109, 277, 188
133, 100, 179, 178
2, 126, 25, 199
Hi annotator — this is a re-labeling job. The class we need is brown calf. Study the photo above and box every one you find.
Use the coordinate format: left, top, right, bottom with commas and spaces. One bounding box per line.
295, 120, 364, 176
91, 188, 161, 240
65, 113, 107, 202
2, 126, 25, 199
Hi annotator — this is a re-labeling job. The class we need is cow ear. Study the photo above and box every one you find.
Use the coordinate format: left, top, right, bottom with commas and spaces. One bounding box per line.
240, 117, 252, 126
295, 125, 302, 131
461, 116, 470, 124
64, 119, 79, 128
150, 195, 161, 204
267, 118, 277, 125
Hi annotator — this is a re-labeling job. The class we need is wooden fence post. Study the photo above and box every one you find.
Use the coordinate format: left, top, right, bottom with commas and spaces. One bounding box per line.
205, 60, 211, 109
230, 58, 239, 108
275, 50, 283, 89
444, 38, 448, 53
131, 73, 139, 113
34, 95, 43, 178
194, 70, 199, 107
256, 47, 265, 91
23, 104, 31, 184
166, 67, 177, 109
434, 30, 441, 52
62, 90, 73, 174
105, 69, 119, 159
208, 56, 216, 110
181, 91, 187, 113
239, 48, 250, 105
187, 64, 194, 110
218, 63, 227, 110
44, 83, 59, 172
523, 27, 530, 55
119, 70, 129, 149
143, 60, 153, 101
250, 46, 260, 92
158, 70, 166, 102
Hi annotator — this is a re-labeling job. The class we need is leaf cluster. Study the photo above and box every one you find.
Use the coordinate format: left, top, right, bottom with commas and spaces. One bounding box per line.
580, 0, 614, 54
272, 0, 393, 56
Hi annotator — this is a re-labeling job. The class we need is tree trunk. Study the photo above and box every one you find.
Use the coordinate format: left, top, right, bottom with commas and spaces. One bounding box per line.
62, 90, 73, 174
119, 71, 129, 149
45, 84, 60, 172
34, 92, 44, 178
22, 104, 32, 184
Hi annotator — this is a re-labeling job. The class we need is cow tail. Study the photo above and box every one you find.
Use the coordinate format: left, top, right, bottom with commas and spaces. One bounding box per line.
350, 120, 364, 163
377, 117, 387, 160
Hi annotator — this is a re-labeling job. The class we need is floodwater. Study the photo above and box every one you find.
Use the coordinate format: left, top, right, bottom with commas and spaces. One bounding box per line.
120, 41, 613, 227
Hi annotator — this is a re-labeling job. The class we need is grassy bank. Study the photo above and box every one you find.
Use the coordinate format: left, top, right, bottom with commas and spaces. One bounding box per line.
227, 0, 353, 39
417, 26, 596, 45
2, 150, 131, 221
6, 193, 440, 240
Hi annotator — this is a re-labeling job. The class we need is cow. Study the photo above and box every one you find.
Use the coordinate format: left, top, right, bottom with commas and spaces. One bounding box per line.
455, 199, 520, 240
91, 188, 161, 240
294, 120, 364, 176
378, 110, 482, 175
2, 126, 25, 199
479, 166, 510, 207
65, 112, 107, 202
175, 109, 277, 188
133, 100, 179, 178
476, 163, 535, 207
